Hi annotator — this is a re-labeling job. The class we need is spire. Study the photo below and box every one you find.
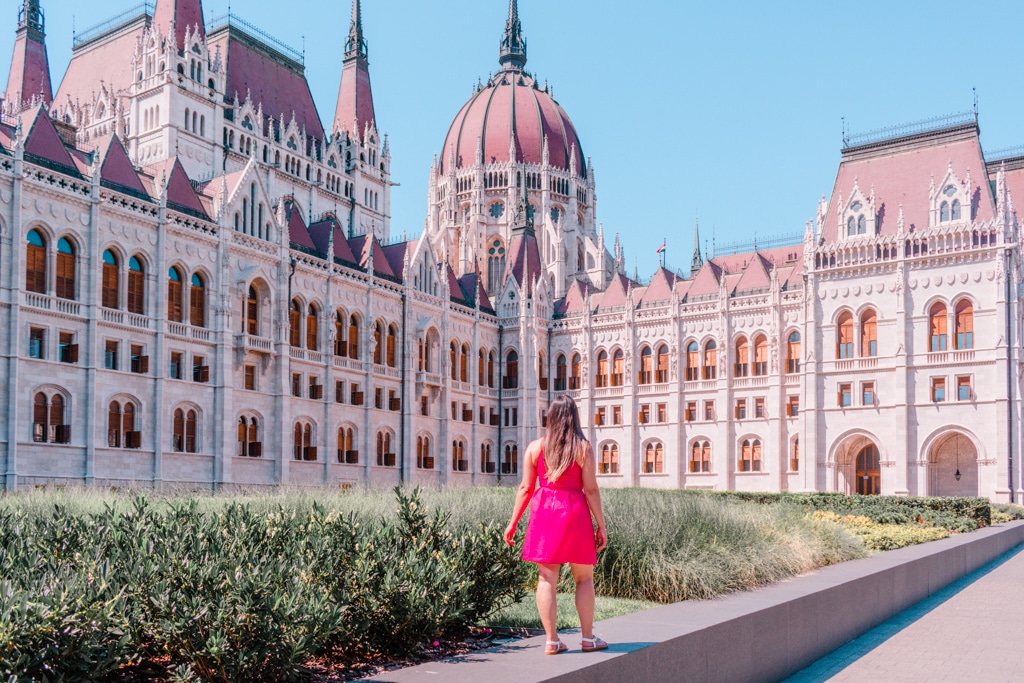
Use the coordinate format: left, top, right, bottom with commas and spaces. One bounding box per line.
151, 0, 206, 49
345, 0, 367, 60
333, 0, 376, 139
512, 174, 534, 235
5, 0, 52, 108
691, 216, 703, 273
499, 0, 527, 71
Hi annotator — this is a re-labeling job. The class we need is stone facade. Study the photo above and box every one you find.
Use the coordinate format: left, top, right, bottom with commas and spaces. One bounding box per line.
2, 0, 1022, 500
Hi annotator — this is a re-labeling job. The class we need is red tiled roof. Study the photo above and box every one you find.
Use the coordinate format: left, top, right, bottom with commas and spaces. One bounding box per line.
597, 273, 631, 309
458, 272, 493, 311
0, 121, 14, 152
686, 260, 722, 298
209, 30, 325, 142
506, 229, 543, 294
165, 158, 208, 217
333, 59, 375, 137
381, 242, 409, 280
784, 259, 805, 288
5, 29, 52, 107
98, 135, 149, 197
555, 278, 595, 315
54, 19, 144, 110
732, 254, 772, 294
152, 0, 205, 49
142, 158, 208, 218
68, 147, 93, 175
23, 104, 78, 172
445, 264, 464, 301
349, 234, 396, 279
822, 125, 994, 242
995, 162, 1024, 216
309, 218, 359, 265
638, 267, 677, 304
281, 198, 316, 250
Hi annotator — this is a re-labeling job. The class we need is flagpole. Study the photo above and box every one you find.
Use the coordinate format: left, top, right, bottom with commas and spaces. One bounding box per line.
662, 237, 666, 268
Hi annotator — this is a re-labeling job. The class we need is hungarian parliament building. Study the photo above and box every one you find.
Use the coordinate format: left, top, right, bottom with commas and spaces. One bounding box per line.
2, 0, 1022, 501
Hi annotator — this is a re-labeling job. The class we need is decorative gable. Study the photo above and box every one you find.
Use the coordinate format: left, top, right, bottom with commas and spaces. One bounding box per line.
929, 162, 971, 227
837, 179, 876, 239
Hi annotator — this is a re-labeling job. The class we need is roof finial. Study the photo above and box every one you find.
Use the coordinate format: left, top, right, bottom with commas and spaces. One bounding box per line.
691, 213, 703, 273
499, 0, 527, 70
345, 0, 368, 61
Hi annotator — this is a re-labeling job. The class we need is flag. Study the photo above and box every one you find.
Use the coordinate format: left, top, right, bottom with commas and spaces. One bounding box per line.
656, 240, 666, 255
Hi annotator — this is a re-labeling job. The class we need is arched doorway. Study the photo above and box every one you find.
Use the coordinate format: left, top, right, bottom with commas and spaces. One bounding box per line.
834, 433, 882, 495
928, 432, 978, 497
855, 445, 880, 495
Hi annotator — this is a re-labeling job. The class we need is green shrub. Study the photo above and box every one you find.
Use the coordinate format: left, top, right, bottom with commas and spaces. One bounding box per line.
991, 503, 1024, 523
711, 491, 990, 532
0, 507, 136, 682
808, 510, 950, 551
845, 524, 950, 551
323, 488, 527, 659
0, 488, 527, 683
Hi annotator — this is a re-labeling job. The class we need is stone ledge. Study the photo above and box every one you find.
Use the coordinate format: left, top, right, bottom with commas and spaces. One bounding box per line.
363, 520, 1024, 683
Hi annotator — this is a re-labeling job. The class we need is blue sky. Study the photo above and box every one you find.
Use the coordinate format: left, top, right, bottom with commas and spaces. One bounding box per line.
4, 0, 1024, 280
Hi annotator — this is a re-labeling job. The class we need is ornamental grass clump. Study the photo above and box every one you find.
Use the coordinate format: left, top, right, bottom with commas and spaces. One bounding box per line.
574, 489, 865, 603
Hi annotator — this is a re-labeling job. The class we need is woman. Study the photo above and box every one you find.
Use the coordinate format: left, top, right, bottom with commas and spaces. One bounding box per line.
504, 395, 609, 655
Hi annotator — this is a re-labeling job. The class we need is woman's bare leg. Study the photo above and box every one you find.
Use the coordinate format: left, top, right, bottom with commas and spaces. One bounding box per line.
570, 563, 595, 639
535, 563, 561, 642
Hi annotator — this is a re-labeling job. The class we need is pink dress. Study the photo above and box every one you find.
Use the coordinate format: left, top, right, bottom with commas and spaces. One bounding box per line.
521, 452, 597, 565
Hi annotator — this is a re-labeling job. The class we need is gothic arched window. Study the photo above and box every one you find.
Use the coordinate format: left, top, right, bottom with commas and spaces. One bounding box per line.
861, 310, 877, 357
190, 273, 206, 328
930, 303, 948, 352
955, 300, 973, 350
127, 256, 145, 315
167, 267, 183, 323
26, 229, 47, 294
56, 238, 76, 300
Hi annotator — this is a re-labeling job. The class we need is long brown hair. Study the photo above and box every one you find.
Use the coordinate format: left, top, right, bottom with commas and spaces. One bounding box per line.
543, 395, 588, 482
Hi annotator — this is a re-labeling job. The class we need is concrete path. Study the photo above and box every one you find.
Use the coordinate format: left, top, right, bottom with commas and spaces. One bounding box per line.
785, 545, 1024, 683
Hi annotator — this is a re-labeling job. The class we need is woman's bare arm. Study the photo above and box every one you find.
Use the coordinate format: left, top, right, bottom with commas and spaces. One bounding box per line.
504, 438, 542, 546
580, 442, 608, 551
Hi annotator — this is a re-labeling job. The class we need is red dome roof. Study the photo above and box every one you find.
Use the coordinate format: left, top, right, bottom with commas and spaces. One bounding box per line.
440, 69, 586, 177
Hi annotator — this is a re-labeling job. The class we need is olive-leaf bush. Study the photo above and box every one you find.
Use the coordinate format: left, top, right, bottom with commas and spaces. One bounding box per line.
0, 488, 527, 683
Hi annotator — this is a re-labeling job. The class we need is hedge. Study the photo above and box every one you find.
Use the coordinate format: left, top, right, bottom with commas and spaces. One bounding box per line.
705, 491, 990, 532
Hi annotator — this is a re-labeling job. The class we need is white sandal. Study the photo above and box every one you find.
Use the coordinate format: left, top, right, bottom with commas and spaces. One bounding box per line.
581, 635, 608, 652
545, 639, 568, 655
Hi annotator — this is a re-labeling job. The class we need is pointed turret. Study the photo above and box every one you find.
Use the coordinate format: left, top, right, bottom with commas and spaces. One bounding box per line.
691, 218, 703, 274
152, 0, 205, 49
332, 0, 376, 138
499, 0, 527, 71
511, 176, 534, 236
4, 0, 52, 108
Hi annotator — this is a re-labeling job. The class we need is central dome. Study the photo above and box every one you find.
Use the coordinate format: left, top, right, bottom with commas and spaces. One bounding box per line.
440, 71, 586, 177
439, 3, 585, 177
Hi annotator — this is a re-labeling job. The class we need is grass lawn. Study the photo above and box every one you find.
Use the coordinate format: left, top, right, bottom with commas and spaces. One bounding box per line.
482, 593, 659, 630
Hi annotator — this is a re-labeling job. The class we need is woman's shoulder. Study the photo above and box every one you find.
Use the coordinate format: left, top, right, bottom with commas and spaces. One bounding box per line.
575, 439, 594, 465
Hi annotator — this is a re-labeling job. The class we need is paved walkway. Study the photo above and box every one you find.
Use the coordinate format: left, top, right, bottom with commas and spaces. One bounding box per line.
785, 545, 1024, 683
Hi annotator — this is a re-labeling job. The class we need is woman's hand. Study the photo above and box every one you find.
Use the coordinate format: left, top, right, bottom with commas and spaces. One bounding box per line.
504, 522, 517, 547
595, 526, 608, 552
